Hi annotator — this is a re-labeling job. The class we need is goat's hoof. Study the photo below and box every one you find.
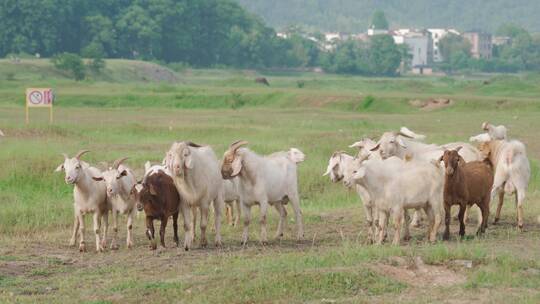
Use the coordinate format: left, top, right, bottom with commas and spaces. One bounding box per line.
69, 240, 76, 247
127, 242, 133, 249
111, 244, 119, 250
241, 240, 248, 246
96, 246, 104, 253
403, 235, 412, 241
261, 240, 269, 246
493, 218, 500, 225
200, 240, 208, 248
215, 241, 223, 248
518, 225, 524, 232
150, 243, 157, 250
79, 244, 86, 252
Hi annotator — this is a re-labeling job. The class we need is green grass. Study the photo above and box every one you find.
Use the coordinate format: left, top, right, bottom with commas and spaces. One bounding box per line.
1, 59, 540, 303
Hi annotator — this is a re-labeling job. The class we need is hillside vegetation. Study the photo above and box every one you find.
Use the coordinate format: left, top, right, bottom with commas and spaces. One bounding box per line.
237, 0, 540, 32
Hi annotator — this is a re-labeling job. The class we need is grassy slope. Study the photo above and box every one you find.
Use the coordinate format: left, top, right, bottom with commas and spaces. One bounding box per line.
1, 60, 540, 303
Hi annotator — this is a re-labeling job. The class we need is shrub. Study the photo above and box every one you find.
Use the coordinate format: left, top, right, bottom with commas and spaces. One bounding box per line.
296, 80, 305, 88
51, 53, 86, 81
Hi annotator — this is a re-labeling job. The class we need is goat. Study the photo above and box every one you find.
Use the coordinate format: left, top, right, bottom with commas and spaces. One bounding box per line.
92, 157, 137, 249
132, 169, 191, 250
440, 148, 493, 240
349, 157, 444, 245
255, 77, 270, 86
221, 141, 304, 245
478, 139, 530, 231
55, 150, 108, 252
482, 122, 507, 140
167, 141, 224, 248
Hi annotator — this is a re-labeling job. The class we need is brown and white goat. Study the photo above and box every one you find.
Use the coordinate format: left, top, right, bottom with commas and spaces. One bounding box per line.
132, 169, 191, 250
440, 148, 494, 240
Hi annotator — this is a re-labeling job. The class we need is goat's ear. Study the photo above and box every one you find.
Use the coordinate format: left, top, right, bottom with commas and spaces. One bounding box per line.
231, 155, 243, 176
92, 176, 104, 181
438, 155, 443, 162
183, 148, 193, 169
455, 146, 463, 152
430, 159, 440, 168
397, 137, 407, 148
117, 170, 128, 179
144, 161, 151, 173
354, 167, 366, 179
369, 143, 380, 152
323, 165, 331, 176
54, 164, 64, 173
149, 184, 157, 196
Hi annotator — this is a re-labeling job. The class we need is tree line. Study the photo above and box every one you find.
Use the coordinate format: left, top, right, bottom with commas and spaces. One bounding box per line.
438, 24, 540, 73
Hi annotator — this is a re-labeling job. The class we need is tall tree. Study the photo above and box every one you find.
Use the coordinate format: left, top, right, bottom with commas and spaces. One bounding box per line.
370, 10, 389, 30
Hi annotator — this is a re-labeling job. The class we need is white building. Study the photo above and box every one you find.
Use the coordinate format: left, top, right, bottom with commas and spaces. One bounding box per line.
427, 29, 460, 62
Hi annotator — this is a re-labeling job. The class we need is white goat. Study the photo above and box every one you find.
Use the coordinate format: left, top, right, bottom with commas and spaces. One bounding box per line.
221, 141, 305, 245
324, 146, 378, 241
223, 178, 242, 226
55, 150, 108, 252
482, 122, 507, 140
0, 129, 4, 136
371, 127, 481, 226
349, 157, 444, 245
477, 138, 530, 230
167, 141, 224, 248
92, 157, 137, 249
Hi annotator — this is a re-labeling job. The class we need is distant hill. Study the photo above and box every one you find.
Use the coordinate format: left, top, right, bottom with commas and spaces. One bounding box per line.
236, 0, 540, 33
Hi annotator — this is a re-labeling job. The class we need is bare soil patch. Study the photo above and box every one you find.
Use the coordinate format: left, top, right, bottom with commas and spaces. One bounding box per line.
409, 98, 454, 111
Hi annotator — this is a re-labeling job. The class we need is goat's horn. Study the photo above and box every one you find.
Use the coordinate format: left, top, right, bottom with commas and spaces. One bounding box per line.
481, 122, 489, 130
112, 157, 129, 170
61, 153, 69, 160
185, 141, 202, 148
229, 140, 249, 152
74, 150, 90, 160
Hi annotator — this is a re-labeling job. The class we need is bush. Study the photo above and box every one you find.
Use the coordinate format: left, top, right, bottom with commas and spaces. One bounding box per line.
296, 80, 305, 88
361, 95, 376, 109
5, 72, 15, 81
51, 53, 86, 81
228, 92, 246, 109
88, 57, 106, 73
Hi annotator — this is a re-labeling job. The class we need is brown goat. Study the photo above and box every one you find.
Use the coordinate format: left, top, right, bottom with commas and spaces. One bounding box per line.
132, 170, 190, 250
440, 148, 494, 240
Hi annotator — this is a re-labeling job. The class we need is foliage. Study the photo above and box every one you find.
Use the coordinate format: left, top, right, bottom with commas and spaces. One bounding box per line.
370, 10, 389, 30
51, 53, 86, 81
321, 35, 403, 76
438, 33, 472, 73
236, 0, 540, 32
0, 0, 315, 69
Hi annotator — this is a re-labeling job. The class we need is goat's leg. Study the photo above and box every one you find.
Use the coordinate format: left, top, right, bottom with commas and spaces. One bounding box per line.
410, 210, 421, 228
516, 189, 526, 232
126, 210, 134, 249
259, 200, 269, 245
431, 209, 442, 243
101, 212, 108, 249
146, 216, 156, 250
402, 209, 411, 241
392, 208, 403, 246
363, 203, 374, 243
172, 211, 179, 247
69, 213, 79, 247
111, 210, 119, 250
494, 190, 505, 224
241, 201, 251, 246
191, 206, 197, 241
234, 200, 241, 227
274, 203, 287, 239
377, 211, 388, 245
93, 212, 103, 253
180, 201, 192, 251
289, 192, 304, 240
458, 204, 466, 239
77, 213, 86, 252
225, 203, 233, 226
443, 203, 451, 241
213, 196, 224, 247
199, 205, 209, 248
477, 201, 489, 236
160, 216, 168, 248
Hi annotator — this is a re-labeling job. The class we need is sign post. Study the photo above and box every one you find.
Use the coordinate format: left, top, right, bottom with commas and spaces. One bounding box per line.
25, 88, 54, 124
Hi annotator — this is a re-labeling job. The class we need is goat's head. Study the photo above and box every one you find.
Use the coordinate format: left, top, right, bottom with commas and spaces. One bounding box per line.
350, 138, 377, 161
131, 182, 157, 213
477, 141, 493, 160
169, 141, 201, 177
55, 150, 90, 184
323, 151, 347, 183
439, 147, 463, 176
221, 140, 248, 179
370, 131, 411, 159
342, 158, 363, 188
482, 121, 490, 131
92, 157, 129, 196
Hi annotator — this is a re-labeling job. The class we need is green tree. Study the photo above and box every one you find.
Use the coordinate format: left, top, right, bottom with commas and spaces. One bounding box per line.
366, 35, 401, 76
370, 10, 389, 30
438, 33, 471, 72
51, 53, 86, 81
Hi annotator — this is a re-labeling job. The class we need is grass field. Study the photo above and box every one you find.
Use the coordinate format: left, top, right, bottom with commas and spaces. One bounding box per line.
1, 59, 540, 303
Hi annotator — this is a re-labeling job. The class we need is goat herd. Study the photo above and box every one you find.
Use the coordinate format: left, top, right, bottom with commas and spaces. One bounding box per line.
51, 122, 530, 253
